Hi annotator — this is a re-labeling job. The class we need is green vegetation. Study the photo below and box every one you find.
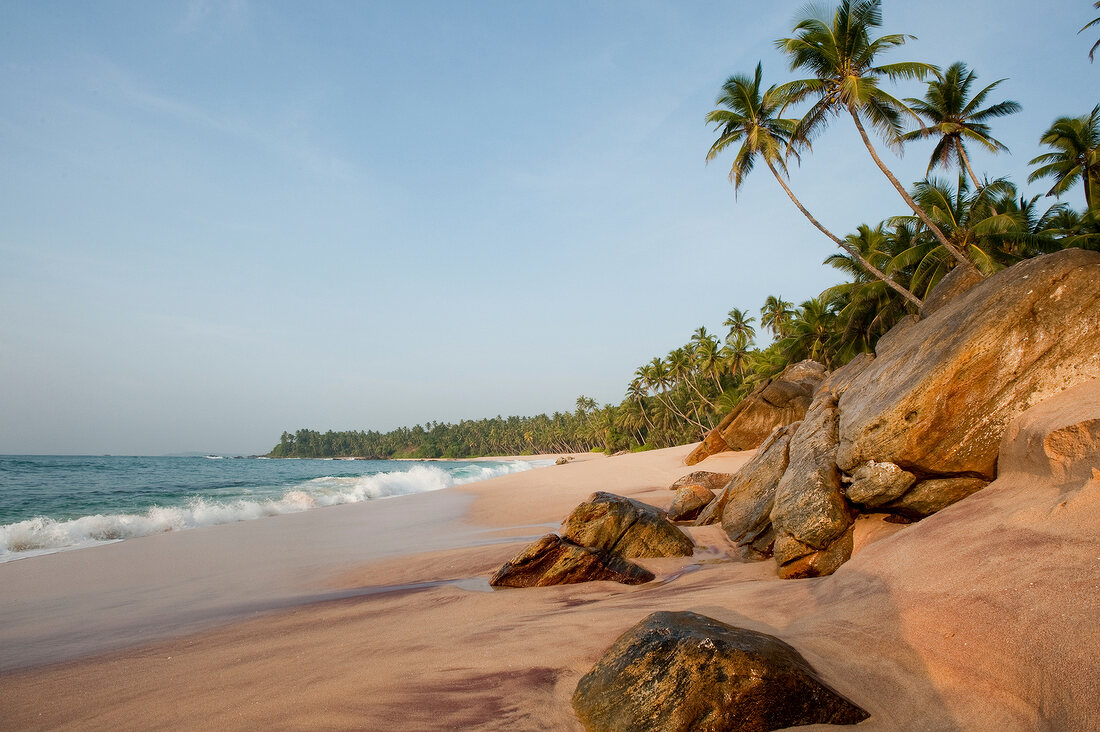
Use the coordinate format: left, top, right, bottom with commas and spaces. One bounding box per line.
269, 0, 1099, 460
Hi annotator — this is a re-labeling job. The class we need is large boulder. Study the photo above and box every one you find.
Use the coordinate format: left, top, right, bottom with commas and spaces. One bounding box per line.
489, 534, 655, 588
770, 393, 854, 578
685, 360, 827, 465
562, 492, 694, 558
572, 611, 869, 731
713, 422, 799, 557
837, 249, 1100, 481
666, 485, 714, 522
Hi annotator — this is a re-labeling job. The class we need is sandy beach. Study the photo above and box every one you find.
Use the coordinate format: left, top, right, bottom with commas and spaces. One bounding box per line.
1, 419, 1097, 730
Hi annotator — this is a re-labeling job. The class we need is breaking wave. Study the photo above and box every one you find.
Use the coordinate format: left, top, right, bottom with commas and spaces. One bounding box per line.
0, 460, 545, 562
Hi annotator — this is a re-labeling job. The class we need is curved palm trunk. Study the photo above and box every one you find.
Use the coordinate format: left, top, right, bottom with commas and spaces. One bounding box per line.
848, 108, 977, 272
956, 146, 983, 190
764, 159, 924, 308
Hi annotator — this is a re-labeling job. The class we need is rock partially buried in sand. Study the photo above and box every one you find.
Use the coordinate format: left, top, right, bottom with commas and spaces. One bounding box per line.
666, 485, 714, 522
714, 422, 799, 557
562, 492, 694, 558
667, 470, 733, 492
572, 610, 869, 732
489, 534, 654, 588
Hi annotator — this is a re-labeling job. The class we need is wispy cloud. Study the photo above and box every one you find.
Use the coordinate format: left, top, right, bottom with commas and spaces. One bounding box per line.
177, 0, 250, 35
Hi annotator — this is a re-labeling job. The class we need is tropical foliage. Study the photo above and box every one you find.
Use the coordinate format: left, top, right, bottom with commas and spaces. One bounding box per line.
270, 0, 1099, 460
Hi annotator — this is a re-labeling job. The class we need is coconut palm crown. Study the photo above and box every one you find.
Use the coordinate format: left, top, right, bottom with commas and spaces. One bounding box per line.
901, 61, 1022, 188
775, 0, 976, 272
1028, 105, 1100, 211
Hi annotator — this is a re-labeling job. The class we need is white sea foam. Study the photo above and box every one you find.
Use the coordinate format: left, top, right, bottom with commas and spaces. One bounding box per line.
0, 460, 540, 562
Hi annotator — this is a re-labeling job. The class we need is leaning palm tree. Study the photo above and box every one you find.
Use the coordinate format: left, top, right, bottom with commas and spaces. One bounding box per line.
1028, 105, 1100, 211
707, 61, 922, 306
901, 62, 1021, 189
776, 0, 975, 272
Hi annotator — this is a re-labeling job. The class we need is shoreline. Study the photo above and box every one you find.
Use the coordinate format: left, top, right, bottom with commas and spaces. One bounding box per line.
1, 436, 1096, 729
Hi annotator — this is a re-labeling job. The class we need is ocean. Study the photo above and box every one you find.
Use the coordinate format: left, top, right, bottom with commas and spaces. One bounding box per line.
0, 454, 548, 563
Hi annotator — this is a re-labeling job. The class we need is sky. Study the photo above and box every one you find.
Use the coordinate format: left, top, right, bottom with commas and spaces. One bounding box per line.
1, 1, 1096, 455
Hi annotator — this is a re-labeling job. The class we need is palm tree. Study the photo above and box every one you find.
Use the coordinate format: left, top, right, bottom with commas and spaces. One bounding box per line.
721, 308, 757, 348
901, 62, 1021, 189
1083, 1, 1100, 62
1028, 105, 1100, 211
707, 61, 923, 306
760, 295, 794, 338
776, 0, 975, 272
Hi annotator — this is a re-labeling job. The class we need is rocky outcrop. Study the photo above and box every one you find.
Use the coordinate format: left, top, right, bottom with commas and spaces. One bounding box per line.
711, 422, 799, 556
572, 611, 869, 731
562, 492, 694, 558
837, 249, 1100, 481
489, 534, 654, 588
997, 377, 1100, 483
920, 262, 985, 317
685, 360, 827, 465
770, 393, 854, 578
666, 485, 714, 522
667, 471, 732, 492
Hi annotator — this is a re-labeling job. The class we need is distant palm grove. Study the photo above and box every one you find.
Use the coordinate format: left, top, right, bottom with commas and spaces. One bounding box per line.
270, 0, 1099, 460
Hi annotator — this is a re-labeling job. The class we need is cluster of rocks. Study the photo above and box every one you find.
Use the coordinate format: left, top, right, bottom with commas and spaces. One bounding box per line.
694, 249, 1100, 578
489, 492, 694, 588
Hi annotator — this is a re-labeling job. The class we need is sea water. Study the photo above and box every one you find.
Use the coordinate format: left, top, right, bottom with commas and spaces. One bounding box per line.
0, 455, 548, 562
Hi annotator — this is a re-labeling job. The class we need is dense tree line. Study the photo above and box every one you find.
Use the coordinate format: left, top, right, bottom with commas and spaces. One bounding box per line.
270, 0, 1098, 460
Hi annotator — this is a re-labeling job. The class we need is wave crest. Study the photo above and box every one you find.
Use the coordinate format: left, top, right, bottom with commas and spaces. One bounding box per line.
0, 460, 538, 561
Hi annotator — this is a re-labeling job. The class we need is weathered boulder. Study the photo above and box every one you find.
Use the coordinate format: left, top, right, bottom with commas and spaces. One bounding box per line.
562, 492, 694, 558
668, 471, 733, 492
845, 460, 917, 508
770, 393, 854, 576
666, 485, 714, 522
997, 377, 1100, 483
489, 534, 654, 588
881, 477, 989, 519
714, 422, 799, 557
838, 249, 1100, 481
774, 526, 854, 580
920, 261, 985, 317
572, 611, 869, 731
685, 360, 827, 465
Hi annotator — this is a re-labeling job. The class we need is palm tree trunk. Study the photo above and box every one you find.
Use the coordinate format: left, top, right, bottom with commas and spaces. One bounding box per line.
848, 108, 977, 272
764, 159, 924, 308
956, 146, 982, 190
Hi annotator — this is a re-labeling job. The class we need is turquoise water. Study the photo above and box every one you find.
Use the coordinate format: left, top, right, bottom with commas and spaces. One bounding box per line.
0, 455, 546, 561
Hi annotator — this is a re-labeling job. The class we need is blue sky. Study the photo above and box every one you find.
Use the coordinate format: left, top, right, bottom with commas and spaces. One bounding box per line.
1, 1, 1096, 454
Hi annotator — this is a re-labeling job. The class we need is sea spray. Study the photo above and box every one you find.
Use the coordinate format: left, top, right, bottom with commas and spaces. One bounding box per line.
0, 457, 549, 562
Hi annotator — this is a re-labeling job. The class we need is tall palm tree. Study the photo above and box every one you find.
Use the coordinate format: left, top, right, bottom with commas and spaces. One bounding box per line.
1028, 105, 1100, 211
776, 0, 975, 272
707, 62, 923, 307
721, 308, 757, 348
1083, 1, 1100, 62
760, 295, 794, 338
901, 62, 1021, 189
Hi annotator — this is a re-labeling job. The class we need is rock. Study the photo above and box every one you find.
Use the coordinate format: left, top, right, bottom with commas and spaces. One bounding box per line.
882, 477, 989, 519
668, 471, 733, 492
715, 422, 799, 556
838, 249, 1100, 481
572, 610, 869, 732
556, 457, 572, 465
685, 360, 827, 465
873, 314, 918, 357
666, 485, 714, 522
770, 393, 853, 576
845, 460, 917, 507
774, 526, 854, 580
921, 262, 986, 317
997, 377, 1100, 483
489, 534, 654, 587
562, 492, 694, 558
814, 351, 875, 400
